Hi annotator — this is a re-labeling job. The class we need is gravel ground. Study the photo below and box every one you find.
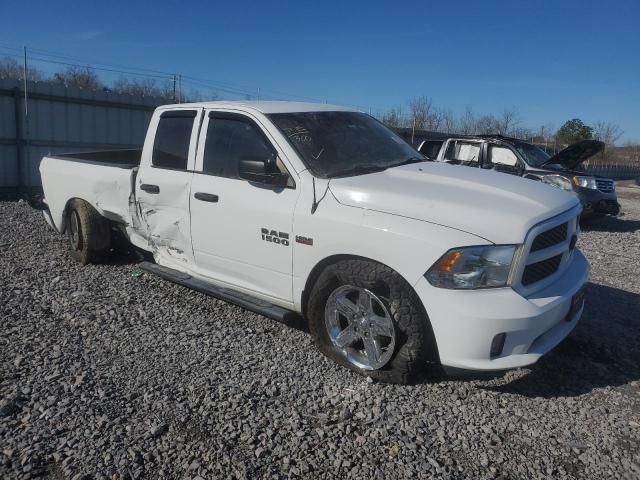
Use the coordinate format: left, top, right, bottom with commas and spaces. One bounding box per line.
1, 188, 639, 479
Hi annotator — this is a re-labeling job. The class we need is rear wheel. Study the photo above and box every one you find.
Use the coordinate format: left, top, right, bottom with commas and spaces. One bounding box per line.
308, 259, 438, 384
66, 199, 111, 265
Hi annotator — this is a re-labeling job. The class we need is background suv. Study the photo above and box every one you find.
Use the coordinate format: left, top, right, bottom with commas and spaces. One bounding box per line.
417, 134, 620, 219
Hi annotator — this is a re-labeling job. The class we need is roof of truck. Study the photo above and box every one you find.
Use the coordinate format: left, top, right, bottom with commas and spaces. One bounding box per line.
157, 100, 357, 114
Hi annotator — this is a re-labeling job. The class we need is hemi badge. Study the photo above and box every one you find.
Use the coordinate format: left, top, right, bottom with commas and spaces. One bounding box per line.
296, 235, 313, 246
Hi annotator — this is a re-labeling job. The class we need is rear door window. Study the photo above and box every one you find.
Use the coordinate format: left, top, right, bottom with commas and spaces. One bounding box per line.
444, 141, 481, 165
152, 111, 197, 170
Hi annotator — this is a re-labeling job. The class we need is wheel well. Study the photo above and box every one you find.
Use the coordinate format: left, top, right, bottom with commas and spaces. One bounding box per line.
301, 254, 441, 365
301, 254, 397, 318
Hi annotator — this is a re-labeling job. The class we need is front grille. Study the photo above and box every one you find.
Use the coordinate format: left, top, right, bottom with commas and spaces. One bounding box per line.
595, 178, 614, 193
530, 223, 568, 252
522, 254, 562, 286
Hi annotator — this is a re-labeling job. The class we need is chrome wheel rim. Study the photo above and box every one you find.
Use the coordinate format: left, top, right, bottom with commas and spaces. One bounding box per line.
69, 211, 80, 250
325, 285, 395, 370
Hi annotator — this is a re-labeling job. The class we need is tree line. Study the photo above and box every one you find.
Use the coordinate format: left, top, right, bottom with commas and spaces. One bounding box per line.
1, 56, 636, 163
379, 96, 630, 150
0, 56, 204, 102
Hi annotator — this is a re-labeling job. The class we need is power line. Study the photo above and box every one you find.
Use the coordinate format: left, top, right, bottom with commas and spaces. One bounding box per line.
0, 43, 176, 78
0, 42, 374, 111
0, 50, 173, 80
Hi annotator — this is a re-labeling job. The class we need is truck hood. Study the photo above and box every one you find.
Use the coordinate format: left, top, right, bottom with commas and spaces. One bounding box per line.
540, 140, 604, 170
329, 162, 579, 244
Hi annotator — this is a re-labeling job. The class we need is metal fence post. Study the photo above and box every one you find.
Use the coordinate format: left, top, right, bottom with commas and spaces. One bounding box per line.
13, 88, 24, 196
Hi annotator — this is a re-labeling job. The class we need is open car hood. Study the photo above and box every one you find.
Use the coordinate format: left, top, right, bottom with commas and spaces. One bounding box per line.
541, 140, 604, 170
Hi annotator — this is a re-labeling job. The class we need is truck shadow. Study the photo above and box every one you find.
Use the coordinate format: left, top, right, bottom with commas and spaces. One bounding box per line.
96, 230, 148, 266
475, 282, 640, 398
581, 216, 640, 233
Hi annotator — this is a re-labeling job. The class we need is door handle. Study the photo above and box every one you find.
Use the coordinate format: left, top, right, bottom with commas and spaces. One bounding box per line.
140, 184, 160, 194
194, 192, 219, 203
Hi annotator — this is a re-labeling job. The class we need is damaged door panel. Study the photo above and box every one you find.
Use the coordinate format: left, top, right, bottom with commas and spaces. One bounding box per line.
135, 108, 203, 265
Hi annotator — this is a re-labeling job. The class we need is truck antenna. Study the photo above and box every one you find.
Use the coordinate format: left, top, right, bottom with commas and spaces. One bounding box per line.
311, 177, 331, 214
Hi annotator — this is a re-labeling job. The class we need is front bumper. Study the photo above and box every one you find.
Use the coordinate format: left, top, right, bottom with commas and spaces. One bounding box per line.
576, 188, 620, 216
414, 249, 589, 371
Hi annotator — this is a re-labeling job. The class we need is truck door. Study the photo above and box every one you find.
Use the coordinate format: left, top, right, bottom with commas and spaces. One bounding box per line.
136, 108, 202, 266
189, 111, 298, 303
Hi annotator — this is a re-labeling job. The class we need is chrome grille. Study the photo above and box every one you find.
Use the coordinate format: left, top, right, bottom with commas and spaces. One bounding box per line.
513, 207, 580, 295
522, 255, 562, 285
595, 178, 614, 193
530, 223, 568, 252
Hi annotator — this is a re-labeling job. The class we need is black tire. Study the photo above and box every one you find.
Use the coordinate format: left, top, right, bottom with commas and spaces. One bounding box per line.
66, 199, 111, 265
307, 259, 438, 384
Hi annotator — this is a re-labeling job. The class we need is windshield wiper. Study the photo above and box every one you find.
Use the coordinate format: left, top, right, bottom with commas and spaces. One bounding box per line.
329, 164, 389, 178
387, 156, 429, 169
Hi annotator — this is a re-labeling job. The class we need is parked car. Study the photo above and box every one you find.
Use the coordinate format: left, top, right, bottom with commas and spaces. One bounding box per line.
34, 102, 588, 383
417, 134, 620, 219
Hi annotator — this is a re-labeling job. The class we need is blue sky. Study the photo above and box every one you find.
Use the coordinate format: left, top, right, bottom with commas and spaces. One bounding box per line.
1, 0, 639, 141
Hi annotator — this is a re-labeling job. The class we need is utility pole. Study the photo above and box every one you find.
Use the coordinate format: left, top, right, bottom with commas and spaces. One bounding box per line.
22, 46, 30, 196
22, 46, 28, 118
411, 118, 416, 146
173, 75, 177, 102
178, 74, 182, 103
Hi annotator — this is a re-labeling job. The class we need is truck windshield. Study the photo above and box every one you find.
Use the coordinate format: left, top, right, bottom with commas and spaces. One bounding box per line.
268, 111, 424, 178
513, 142, 551, 167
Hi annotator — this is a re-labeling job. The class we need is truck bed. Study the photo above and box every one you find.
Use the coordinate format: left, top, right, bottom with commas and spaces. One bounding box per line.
40, 150, 141, 234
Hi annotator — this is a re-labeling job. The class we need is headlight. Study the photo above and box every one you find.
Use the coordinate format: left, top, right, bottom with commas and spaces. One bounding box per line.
572, 176, 598, 189
541, 174, 573, 191
425, 245, 517, 289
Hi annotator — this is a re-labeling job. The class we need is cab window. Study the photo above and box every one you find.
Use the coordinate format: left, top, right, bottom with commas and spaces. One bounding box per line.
488, 145, 519, 167
152, 111, 197, 170
203, 116, 276, 179
419, 140, 444, 159
444, 141, 481, 164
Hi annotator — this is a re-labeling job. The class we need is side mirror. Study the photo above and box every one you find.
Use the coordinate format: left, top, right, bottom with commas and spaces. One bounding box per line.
239, 156, 289, 187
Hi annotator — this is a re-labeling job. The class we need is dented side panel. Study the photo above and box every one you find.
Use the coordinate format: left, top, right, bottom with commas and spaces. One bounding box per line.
40, 156, 137, 233
134, 169, 194, 265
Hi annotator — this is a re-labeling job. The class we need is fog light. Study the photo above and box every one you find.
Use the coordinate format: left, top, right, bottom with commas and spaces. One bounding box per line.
490, 333, 506, 358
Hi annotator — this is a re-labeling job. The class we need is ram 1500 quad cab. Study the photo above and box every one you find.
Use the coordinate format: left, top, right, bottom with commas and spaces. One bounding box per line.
417, 134, 620, 219
36, 102, 589, 383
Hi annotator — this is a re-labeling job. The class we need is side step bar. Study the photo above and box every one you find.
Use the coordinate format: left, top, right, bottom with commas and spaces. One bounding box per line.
139, 261, 298, 324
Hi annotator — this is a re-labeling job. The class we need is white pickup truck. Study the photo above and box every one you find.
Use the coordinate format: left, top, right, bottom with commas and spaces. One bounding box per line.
37, 101, 589, 383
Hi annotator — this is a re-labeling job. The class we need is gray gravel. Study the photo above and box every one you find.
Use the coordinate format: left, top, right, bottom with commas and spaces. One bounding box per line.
1, 190, 639, 479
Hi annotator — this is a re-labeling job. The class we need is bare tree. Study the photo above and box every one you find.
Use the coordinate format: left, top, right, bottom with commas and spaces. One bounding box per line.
475, 114, 500, 135
438, 107, 455, 133
429, 108, 446, 132
112, 77, 176, 100
511, 127, 534, 141
457, 106, 477, 135
593, 120, 623, 146
53, 66, 103, 90
408, 96, 434, 130
497, 108, 520, 135
0, 56, 44, 81
381, 106, 406, 128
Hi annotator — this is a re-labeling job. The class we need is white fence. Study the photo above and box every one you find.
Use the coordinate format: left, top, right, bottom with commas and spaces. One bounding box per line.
0, 79, 166, 197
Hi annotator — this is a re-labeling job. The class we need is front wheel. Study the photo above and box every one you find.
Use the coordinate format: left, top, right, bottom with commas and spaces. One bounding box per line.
307, 259, 438, 384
